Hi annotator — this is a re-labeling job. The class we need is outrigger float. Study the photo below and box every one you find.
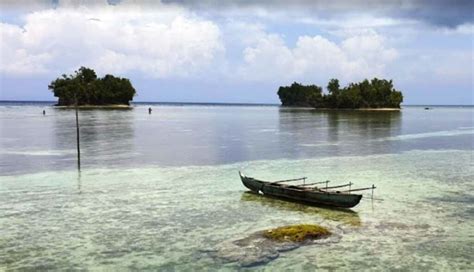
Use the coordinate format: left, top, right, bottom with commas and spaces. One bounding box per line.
239, 172, 375, 208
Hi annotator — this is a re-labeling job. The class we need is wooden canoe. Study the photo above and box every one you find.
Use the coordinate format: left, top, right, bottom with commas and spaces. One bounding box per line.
239, 172, 367, 208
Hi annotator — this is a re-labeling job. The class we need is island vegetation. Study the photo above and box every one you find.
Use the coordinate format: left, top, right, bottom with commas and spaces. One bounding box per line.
277, 78, 403, 109
48, 67, 136, 106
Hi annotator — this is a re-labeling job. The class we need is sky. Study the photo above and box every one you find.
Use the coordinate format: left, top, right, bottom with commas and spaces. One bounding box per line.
0, 0, 472, 105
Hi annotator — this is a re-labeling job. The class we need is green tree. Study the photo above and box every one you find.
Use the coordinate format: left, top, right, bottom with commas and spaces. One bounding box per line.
277, 78, 403, 109
277, 82, 323, 107
49, 67, 136, 106
326, 78, 340, 107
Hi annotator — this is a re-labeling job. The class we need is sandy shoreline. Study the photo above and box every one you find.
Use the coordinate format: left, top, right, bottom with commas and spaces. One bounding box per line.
318, 108, 402, 111
54, 104, 132, 109
281, 106, 401, 111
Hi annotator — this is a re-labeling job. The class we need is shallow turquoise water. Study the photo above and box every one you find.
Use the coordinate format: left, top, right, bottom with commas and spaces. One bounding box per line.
0, 104, 473, 270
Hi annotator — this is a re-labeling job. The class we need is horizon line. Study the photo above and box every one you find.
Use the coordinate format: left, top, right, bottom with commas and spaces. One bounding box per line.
0, 100, 473, 107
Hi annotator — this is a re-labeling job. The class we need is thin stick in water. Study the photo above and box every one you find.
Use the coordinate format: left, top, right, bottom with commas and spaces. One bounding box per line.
75, 95, 81, 171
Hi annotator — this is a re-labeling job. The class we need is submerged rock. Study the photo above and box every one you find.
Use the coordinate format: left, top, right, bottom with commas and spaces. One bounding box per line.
212, 224, 340, 267
263, 224, 331, 242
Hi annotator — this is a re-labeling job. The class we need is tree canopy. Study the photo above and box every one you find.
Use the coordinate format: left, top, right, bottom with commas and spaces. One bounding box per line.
49, 67, 136, 106
277, 78, 403, 109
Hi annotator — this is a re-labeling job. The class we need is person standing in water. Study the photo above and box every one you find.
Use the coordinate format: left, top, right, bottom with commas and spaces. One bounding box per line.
43, 110, 46, 115
148, 107, 152, 114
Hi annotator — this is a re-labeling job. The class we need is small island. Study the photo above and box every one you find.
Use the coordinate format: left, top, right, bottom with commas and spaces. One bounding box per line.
277, 78, 403, 109
48, 67, 136, 107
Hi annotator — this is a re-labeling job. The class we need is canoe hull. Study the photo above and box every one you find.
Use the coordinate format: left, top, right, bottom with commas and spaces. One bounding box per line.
240, 174, 362, 208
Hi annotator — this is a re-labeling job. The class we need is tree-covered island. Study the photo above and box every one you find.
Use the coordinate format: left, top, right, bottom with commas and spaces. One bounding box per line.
278, 78, 403, 109
49, 67, 136, 106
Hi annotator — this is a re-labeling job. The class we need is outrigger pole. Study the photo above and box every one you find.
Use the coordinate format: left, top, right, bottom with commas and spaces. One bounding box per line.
323, 182, 353, 190
271, 177, 307, 184
298, 180, 330, 187
301, 182, 376, 197
341, 184, 376, 193
74, 93, 81, 171
263, 175, 376, 198
340, 184, 376, 200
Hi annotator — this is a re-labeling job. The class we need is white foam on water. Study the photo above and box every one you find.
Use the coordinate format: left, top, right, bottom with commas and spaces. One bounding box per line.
379, 129, 474, 141
298, 143, 339, 147
257, 129, 278, 133
1, 149, 76, 156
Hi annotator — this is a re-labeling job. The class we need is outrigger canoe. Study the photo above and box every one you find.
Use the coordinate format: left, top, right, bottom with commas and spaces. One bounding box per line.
239, 172, 375, 208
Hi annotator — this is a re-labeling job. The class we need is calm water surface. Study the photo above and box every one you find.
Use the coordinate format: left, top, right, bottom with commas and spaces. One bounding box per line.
1, 102, 473, 270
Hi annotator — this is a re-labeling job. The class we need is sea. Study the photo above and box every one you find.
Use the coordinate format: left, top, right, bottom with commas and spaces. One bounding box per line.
0, 101, 473, 270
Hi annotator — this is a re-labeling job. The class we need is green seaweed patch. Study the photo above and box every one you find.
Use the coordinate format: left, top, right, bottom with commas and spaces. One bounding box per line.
263, 224, 331, 242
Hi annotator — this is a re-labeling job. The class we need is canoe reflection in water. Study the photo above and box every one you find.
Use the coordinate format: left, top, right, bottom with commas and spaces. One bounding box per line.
240, 191, 361, 227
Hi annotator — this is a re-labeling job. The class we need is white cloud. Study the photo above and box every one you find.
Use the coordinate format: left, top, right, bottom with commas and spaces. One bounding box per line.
0, 4, 223, 78
341, 33, 398, 75
0, 1, 469, 95
0, 23, 52, 75
239, 34, 294, 80
401, 51, 474, 84
238, 30, 398, 83
298, 15, 415, 30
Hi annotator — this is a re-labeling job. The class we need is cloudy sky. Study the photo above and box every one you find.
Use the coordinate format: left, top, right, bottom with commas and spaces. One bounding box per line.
0, 0, 472, 104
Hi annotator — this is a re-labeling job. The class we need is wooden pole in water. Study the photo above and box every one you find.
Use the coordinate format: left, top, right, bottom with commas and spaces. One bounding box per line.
75, 94, 81, 171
